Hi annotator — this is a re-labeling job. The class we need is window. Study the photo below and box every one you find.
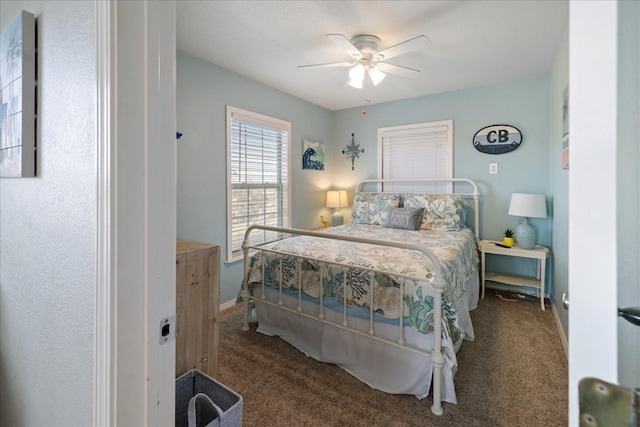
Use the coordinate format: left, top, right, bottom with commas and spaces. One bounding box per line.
377, 120, 453, 193
226, 106, 291, 261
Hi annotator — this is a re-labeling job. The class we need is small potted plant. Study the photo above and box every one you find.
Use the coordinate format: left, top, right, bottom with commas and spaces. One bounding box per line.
503, 229, 514, 247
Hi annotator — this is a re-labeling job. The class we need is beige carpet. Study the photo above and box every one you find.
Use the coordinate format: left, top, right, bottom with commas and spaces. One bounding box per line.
217, 289, 568, 426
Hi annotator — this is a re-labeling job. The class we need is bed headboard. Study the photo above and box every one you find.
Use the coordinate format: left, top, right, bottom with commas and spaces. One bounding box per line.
354, 178, 481, 240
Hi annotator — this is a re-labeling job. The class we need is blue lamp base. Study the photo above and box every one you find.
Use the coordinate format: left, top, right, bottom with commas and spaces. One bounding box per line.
515, 217, 536, 249
332, 211, 344, 226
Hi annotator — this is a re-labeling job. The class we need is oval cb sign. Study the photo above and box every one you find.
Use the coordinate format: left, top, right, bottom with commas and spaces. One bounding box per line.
473, 124, 522, 155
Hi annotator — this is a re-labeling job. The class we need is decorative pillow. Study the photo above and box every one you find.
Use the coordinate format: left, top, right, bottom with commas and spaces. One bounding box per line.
350, 193, 401, 225
403, 194, 464, 231
384, 207, 424, 230
459, 198, 470, 228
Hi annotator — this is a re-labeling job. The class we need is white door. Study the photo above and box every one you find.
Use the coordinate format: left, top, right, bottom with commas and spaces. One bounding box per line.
613, 0, 640, 401
95, 1, 177, 425
569, 1, 640, 426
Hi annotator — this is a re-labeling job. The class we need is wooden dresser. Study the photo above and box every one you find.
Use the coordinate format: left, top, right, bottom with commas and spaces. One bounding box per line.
175, 239, 220, 379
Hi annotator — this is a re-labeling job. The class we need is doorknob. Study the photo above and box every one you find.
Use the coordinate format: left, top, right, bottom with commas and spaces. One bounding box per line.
562, 292, 569, 310
618, 307, 640, 326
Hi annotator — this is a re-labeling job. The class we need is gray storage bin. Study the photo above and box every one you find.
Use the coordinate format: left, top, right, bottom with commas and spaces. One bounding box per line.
176, 369, 243, 427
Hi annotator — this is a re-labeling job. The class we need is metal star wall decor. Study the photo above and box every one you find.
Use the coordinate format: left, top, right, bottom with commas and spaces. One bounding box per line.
342, 133, 364, 170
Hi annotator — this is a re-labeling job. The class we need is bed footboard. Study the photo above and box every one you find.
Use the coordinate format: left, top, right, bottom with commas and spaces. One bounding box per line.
240, 225, 448, 416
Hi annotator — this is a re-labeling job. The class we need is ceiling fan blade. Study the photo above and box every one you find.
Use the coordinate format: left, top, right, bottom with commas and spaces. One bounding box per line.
375, 35, 431, 61
298, 61, 354, 69
375, 62, 420, 77
326, 34, 362, 59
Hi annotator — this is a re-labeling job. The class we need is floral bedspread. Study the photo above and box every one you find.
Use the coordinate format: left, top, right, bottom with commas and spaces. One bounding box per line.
245, 223, 478, 361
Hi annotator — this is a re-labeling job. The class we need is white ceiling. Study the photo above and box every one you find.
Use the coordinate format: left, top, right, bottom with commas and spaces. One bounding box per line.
176, 1, 568, 111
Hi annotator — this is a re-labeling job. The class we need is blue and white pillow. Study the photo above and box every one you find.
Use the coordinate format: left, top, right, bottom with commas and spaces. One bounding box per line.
403, 194, 465, 231
350, 193, 400, 225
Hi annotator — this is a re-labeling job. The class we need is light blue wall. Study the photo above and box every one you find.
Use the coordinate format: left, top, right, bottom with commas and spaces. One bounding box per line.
332, 77, 552, 280
550, 31, 569, 342
177, 51, 557, 304
177, 51, 334, 303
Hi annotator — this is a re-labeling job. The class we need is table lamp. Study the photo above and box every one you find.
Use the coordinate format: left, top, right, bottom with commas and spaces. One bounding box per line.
326, 190, 348, 226
508, 193, 547, 249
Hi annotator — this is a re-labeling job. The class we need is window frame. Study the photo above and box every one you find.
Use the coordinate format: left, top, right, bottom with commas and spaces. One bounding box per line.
226, 106, 291, 262
377, 120, 453, 193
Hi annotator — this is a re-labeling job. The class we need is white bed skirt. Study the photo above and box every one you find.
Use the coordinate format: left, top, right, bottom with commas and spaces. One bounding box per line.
252, 271, 479, 405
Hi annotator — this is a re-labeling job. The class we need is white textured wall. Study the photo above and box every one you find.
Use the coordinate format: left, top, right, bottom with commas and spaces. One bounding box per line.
0, 2, 95, 425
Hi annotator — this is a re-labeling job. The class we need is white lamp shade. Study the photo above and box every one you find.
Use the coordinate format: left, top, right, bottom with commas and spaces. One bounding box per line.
508, 193, 547, 218
326, 190, 348, 208
348, 65, 386, 88
368, 67, 386, 86
348, 65, 365, 88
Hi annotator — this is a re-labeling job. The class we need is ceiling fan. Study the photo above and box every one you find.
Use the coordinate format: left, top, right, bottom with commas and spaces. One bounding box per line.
298, 34, 431, 88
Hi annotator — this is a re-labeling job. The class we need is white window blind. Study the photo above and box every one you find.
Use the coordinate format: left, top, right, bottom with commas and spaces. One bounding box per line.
378, 120, 453, 193
227, 106, 290, 261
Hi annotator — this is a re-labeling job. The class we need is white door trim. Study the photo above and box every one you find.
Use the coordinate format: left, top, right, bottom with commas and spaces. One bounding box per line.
568, 1, 619, 425
95, 1, 116, 424
94, 2, 177, 425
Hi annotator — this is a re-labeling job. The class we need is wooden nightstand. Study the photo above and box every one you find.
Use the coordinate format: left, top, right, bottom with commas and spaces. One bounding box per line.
478, 240, 550, 310
176, 239, 220, 378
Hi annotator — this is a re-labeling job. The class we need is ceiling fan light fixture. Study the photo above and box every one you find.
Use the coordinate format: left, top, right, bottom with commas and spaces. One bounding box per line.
348, 78, 363, 89
368, 67, 386, 86
348, 64, 365, 88
300, 33, 429, 91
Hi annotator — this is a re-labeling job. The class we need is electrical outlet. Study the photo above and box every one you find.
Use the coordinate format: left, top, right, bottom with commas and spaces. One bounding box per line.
489, 163, 498, 174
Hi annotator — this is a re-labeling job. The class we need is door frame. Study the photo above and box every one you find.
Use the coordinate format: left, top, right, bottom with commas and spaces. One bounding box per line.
95, 1, 177, 425
568, 1, 619, 425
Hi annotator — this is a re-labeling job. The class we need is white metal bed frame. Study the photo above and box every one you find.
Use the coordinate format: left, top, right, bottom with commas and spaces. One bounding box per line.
240, 178, 480, 416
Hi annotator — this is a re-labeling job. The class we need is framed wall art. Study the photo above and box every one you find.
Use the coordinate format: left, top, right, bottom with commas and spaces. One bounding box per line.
302, 139, 324, 170
0, 10, 36, 177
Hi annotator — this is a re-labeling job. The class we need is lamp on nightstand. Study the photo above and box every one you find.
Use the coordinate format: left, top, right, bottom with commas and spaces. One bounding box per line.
326, 190, 348, 226
508, 193, 548, 249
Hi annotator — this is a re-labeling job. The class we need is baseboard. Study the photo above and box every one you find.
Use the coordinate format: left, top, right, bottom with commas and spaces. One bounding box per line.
551, 301, 569, 360
220, 299, 237, 312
